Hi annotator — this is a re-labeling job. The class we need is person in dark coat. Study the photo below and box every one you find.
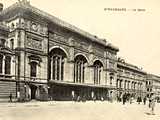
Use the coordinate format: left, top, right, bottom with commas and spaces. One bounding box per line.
9, 93, 12, 102
143, 96, 147, 105
122, 93, 126, 105
137, 96, 142, 104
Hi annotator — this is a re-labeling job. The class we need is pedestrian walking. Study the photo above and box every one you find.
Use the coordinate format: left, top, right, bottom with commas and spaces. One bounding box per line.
130, 96, 134, 104
137, 96, 142, 104
9, 93, 12, 102
143, 96, 147, 105
150, 93, 156, 115
71, 90, 75, 101
122, 93, 126, 105
77, 95, 80, 102
93, 96, 96, 102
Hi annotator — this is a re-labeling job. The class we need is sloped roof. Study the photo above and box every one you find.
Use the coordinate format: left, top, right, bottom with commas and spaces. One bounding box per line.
117, 61, 147, 74
0, 1, 119, 51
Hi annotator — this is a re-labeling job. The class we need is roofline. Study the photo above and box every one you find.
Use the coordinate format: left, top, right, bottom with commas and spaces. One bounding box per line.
117, 61, 147, 74
1, 2, 119, 51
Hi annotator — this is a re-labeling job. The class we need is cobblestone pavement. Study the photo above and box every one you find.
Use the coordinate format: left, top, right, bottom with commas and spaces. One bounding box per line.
0, 101, 160, 120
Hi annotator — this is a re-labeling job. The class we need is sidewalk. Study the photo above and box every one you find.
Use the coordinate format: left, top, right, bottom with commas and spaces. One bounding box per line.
0, 100, 159, 120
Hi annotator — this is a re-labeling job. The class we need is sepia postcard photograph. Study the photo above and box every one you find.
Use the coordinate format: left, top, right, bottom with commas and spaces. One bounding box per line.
0, 0, 160, 120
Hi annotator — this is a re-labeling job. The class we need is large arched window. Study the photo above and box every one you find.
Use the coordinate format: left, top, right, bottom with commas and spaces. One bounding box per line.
93, 60, 103, 84
74, 55, 87, 83
5, 56, 11, 74
0, 55, 3, 74
30, 62, 37, 77
52, 55, 64, 80
50, 48, 67, 81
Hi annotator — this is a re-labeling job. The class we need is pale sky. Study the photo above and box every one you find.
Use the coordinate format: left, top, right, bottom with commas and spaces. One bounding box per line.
1, 0, 160, 75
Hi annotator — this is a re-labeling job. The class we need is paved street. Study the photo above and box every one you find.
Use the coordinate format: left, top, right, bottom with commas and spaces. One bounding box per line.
0, 101, 160, 120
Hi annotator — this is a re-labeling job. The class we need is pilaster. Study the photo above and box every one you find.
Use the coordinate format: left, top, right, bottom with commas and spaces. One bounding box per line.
2, 56, 5, 74
64, 59, 74, 82
85, 65, 94, 84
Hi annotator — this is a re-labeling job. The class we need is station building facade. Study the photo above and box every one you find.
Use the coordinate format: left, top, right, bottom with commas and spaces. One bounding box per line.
0, 1, 119, 101
0, 1, 159, 101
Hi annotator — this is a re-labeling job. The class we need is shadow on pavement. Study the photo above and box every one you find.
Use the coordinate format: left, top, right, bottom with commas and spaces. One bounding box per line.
145, 112, 155, 115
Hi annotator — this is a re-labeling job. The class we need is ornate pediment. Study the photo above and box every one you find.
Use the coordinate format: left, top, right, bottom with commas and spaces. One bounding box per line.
28, 55, 42, 62
0, 46, 13, 54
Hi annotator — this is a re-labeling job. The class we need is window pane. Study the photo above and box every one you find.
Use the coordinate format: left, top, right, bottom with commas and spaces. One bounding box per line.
52, 57, 55, 80
5, 56, 11, 74
0, 55, 3, 74
31, 62, 37, 77
61, 61, 64, 81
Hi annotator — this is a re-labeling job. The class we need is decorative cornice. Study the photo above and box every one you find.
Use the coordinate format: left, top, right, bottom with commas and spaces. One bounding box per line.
1, 2, 119, 52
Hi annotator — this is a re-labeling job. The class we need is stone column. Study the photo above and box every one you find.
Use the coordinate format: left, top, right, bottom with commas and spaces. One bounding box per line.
50, 57, 53, 80
119, 80, 121, 88
25, 55, 30, 79
19, 52, 25, 80
103, 70, 108, 85
19, 29, 26, 81
113, 72, 118, 87
59, 56, 62, 81
2, 56, 5, 74
85, 65, 94, 84
121, 80, 124, 89
101, 68, 106, 85
11, 56, 16, 79
81, 62, 84, 83
129, 81, 131, 89
55, 57, 57, 80
117, 79, 119, 88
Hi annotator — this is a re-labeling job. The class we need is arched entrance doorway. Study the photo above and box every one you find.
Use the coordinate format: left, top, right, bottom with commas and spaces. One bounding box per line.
30, 84, 37, 99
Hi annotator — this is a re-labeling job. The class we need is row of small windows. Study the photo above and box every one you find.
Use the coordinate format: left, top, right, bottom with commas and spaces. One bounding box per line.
116, 79, 142, 90
146, 81, 151, 85
147, 88, 152, 92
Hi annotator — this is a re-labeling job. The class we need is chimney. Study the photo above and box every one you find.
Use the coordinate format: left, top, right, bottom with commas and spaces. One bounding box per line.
0, 3, 3, 12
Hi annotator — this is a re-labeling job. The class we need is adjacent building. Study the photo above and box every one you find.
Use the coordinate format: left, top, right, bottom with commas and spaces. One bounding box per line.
0, 1, 159, 101
146, 74, 160, 98
117, 58, 147, 100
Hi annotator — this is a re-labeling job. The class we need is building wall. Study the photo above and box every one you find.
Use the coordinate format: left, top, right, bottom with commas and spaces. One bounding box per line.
0, 2, 160, 101
117, 62, 147, 99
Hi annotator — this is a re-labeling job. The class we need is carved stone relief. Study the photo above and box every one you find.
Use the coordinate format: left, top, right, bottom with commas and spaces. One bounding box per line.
74, 39, 89, 50
50, 33, 68, 43
26, 37, 42, 50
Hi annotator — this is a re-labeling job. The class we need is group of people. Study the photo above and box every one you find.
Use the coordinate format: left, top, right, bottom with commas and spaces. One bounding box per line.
120, 93, 156, 115
8, 91, 157, 115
